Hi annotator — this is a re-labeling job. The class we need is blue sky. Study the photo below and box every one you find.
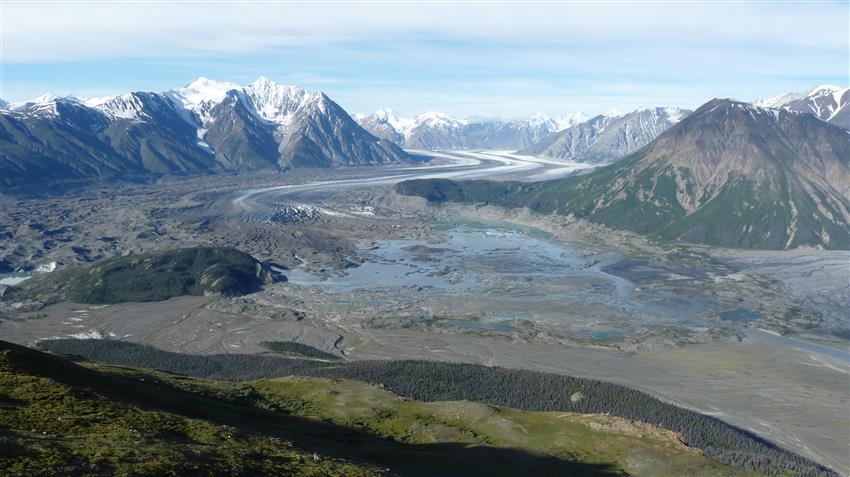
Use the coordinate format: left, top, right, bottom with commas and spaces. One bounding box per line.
2, 1, 848, 117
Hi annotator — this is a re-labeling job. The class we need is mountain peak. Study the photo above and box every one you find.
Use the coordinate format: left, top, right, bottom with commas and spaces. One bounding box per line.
438, 96, 850, 250
185, 76, 232, 89
251, 75, 274, 85
13, 92, 81, 108
754, 84, 849, 128
565, 110, 588, 122
242, 78, 315, 125
698, 97, 758, 111
172, 78, 241, 109
526, 112, 550, 123
9, 93, 86, 117
805, 84, 843, 96
415, 111, 467, 128
247, 76, 304, 93
373, 108, 399, 119
32, 92, 59, 103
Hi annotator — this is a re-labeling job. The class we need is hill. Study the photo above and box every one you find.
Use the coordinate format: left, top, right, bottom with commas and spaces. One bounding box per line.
2, 247, 277, 305
2, 338, 820, 476
31, 338, 838, 477
397, 99, 850, 249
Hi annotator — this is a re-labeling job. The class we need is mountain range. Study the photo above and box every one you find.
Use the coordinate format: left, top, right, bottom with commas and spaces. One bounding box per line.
0, 77, 411, 190
754, 84, 848, 129
396, 98, 850, 249
2, 80, 847, 198
355, 109, 588, 150
359, 84, 849, 164
355, 106, 691, 162
519, 107, 690, 163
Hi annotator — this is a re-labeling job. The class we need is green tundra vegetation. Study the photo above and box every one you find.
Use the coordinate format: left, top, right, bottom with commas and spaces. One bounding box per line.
35, 339, 836, 477
1, 339, 767, 477
3, 246, 276, 305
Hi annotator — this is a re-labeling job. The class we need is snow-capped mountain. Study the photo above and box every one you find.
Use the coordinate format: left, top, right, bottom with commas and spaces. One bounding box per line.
355, 109, 413, 144
0, 77, 412, 190
161, 76, 410, 168
404, 99, 850, 249
0, 99, 9, 110
85, 92, 182, 122
754, 85, 849, 129
520, 106, 690, 163
357, 110, 586, 150
242, 77, 321, 126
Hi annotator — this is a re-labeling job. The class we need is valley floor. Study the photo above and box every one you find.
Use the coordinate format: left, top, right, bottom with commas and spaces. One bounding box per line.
1, 151, 848, 474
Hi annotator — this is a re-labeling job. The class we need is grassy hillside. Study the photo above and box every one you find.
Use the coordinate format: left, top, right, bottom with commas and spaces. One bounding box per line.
0, 339, 378, 477
36, 339, 836, 477
3, 247, 277, 305
1, 339, 771, 477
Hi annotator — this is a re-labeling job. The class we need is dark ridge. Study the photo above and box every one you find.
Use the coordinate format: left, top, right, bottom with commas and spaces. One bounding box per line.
260, 341, 342, 361
4, 246, 277, 305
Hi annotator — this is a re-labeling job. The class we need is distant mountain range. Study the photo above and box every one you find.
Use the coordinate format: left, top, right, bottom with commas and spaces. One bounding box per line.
355, 109, 588, 150
2, 80, 847, 195
0, 77, 411, 190
360, 84, 849, 165
356, 107, 690, 163
397, 98, 850, 250
755, 84, 848, 129
519, 107, 690, 163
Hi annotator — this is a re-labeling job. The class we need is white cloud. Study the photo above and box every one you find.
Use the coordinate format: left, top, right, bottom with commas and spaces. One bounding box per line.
3, 2, 847, 62
1, 1, 846, 117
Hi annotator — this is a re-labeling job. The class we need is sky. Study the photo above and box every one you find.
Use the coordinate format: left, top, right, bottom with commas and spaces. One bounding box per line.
1, 0, 848, 118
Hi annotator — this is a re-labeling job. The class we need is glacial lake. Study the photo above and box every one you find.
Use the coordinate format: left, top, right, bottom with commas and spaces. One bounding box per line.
286, 224, 631, 296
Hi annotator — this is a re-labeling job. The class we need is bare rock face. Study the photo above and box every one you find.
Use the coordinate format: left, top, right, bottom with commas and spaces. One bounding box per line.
520, 107, 690, 163
278, 94, 410, 168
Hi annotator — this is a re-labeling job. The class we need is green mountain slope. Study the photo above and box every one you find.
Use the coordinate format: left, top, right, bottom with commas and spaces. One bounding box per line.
397, 99, 850, 249
33, 339, 836, 477
1, 339, 778, 477
0, 339, 380, 477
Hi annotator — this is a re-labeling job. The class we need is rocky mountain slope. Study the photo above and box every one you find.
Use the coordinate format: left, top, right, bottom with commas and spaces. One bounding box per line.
0, 78, 411, 191
356, 109, 587, 150
520, 107, 690, 163
397, 99, 850, 249
755, 84, 849, 129
168, 77, 410, 169
0, 96, 219, 190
